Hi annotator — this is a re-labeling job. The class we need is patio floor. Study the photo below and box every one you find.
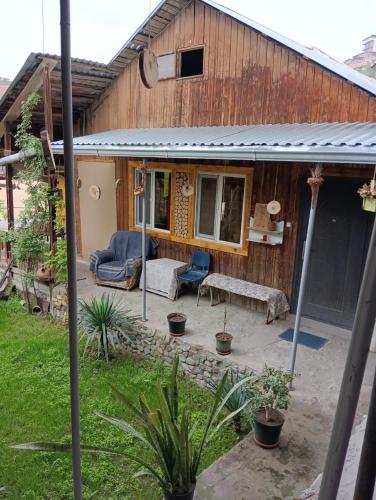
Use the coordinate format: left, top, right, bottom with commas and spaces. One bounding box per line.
76, 260, 376, 500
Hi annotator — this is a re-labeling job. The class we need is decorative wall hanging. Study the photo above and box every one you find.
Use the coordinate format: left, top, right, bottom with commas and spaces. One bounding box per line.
89, 184, 101, 201
307, 165, 324, 208
76, 177, 82, 189
267, 166, 281, 215
174, 173, 190, 238
358, 166, 376, 212
181, 181, 194, 197
134, 164, 145, 196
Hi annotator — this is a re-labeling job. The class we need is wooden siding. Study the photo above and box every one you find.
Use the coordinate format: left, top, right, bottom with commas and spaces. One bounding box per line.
88, 0, 376, 132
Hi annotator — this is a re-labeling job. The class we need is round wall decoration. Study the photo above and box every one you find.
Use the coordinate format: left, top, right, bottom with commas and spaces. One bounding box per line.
89, 184, 101, 201
182, 183, 194, 197
267, 200, 281, 215
139, 48, 159, 89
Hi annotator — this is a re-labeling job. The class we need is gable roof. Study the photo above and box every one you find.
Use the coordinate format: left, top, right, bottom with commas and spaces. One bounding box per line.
110, 0, 376, 97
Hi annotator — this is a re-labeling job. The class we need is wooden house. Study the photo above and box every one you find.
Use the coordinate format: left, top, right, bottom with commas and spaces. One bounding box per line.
3, 0, 376, 330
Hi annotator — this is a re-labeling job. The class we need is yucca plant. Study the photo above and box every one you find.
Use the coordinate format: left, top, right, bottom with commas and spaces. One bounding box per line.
78, 293, 141, 362
208, 371, 254, 433
12, 357, 250, 499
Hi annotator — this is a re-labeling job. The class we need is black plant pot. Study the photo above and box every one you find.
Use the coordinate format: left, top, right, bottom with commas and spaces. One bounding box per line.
164, 486, 195, 500
215, 332, 233, 355
254, 409, 285, 448
167, 313, 187, 336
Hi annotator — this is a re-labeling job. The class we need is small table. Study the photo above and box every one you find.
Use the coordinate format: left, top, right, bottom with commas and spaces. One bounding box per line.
201, 273, 290, 324
140, 258, 188, 300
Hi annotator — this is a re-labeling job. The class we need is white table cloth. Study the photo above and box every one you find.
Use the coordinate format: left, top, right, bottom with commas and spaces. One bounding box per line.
140, 258, 188, 300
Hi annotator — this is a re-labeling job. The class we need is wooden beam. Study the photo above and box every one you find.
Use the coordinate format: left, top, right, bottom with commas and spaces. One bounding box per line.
4, 122, 14, 260
43, 66, 54, 141
0, 58, 57, 139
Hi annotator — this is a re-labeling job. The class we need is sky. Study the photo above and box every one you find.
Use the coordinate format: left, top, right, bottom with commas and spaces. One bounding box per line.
1, 0, 376, 80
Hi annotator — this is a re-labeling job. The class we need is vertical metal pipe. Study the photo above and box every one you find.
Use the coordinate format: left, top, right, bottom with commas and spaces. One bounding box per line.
353, 368, 376, 500
59, 1, 82, 498
288, 168, 322, 385
318, 217, 376, 500
142, 159, 147, 321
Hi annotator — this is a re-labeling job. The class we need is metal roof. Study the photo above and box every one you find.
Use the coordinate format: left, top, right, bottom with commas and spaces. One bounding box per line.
51, 122, 376, 164
109, 0, 376, 98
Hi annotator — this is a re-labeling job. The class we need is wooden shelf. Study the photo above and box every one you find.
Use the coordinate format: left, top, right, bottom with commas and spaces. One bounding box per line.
248, 218, 285, 246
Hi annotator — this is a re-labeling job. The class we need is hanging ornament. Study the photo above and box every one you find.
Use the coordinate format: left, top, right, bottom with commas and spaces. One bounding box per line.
267, 165, 281, 215
89, 185, 101, 201
182, 181, 194, 197
134, 163, 145, 196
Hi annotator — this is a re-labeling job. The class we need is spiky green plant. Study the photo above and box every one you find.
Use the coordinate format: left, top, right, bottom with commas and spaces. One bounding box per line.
208, 372, 254, 433
12, 357, 250, 496
78, 294, 141, 362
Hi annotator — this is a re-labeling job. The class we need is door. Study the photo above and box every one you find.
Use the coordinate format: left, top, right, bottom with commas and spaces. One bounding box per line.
293, 177, 373, 329
78, 160, 117, 259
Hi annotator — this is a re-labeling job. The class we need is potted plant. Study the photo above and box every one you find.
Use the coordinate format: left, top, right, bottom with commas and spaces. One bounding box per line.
167, 312, 187, 336
13, 357, 249, 500
358, 179, 376, 212
215, 308, 233, 355
251, 366, 293, 448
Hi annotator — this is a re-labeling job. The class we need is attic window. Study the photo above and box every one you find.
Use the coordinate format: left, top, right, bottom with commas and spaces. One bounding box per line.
179, 47, 204, 78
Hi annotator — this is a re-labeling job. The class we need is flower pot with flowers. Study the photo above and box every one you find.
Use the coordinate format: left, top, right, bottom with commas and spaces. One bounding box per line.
358, 176, 376, 213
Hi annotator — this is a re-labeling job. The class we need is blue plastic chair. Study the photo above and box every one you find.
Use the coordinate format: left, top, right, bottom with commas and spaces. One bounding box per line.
176, 251, 210, 305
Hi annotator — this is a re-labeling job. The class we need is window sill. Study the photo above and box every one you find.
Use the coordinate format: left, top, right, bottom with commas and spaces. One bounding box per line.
129, 225, 248, 256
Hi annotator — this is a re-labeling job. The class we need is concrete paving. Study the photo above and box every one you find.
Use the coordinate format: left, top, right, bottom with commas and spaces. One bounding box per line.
75, 260, 376, 500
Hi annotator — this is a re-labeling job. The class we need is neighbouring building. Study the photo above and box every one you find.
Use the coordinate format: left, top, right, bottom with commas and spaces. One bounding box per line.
345, 35, 376, 78
1, 0, 376, 332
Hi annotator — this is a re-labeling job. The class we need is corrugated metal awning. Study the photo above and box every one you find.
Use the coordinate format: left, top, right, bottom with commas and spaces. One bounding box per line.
51, 122, 376, 164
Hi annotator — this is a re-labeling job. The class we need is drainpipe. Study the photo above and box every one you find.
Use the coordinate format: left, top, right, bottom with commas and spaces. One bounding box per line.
60, 0, 82, 498
288, 164, 323, 387
142, 159, 147, 321
318, 216, 376, 500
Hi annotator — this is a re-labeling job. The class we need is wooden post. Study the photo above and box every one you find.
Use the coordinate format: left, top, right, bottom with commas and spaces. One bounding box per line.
4, 122, 14, 261
43, 67, 53, 141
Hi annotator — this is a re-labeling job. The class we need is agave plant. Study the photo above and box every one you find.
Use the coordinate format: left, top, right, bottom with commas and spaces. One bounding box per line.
12, 357, 250, 498
78, 293, 141, 362
208, 371, 254, 433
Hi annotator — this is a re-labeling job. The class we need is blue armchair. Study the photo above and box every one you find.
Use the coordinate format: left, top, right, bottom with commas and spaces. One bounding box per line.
176, 251, 210, 305
89, 231, 158, 290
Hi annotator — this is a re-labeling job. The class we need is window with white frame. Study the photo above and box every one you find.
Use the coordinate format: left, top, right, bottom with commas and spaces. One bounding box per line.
135, 169, 171, 231
195, 173, 245, 245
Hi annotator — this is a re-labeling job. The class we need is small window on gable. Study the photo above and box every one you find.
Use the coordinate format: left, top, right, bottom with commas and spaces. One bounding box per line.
179, 47, 204, 78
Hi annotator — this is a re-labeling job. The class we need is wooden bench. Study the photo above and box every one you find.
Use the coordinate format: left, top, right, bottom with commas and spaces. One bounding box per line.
200, 273, 290, 324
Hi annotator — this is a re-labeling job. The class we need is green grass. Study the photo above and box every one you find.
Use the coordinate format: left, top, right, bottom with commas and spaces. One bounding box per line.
0, 297, 238, 499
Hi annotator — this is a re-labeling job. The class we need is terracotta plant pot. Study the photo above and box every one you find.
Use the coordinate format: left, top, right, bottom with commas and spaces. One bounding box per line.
215, 332, 233, 355
253, 409, 285, 449
167, 313, 187, 336
164, 486, 195, 500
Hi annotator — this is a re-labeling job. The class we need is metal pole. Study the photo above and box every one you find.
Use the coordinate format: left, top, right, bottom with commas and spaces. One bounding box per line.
59, 1, 82, 498
353, 368, 376, 500
318, 216, 376, 500
142, 159, 147, 321
288, 164, 322, 386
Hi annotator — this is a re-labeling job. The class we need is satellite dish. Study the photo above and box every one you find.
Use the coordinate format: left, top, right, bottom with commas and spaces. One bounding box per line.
182, 183, 194, 197
139, 48, 159, 89
267, 200, 281, 215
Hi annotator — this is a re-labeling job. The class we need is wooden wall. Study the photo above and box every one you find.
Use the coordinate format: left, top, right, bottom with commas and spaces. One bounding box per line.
88, 0, 376, 132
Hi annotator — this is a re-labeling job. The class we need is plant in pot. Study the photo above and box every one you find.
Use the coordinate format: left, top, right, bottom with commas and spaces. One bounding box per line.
208, 371, 253, 433
215, 307, 233, 355
251, 366, 293, 449
167, 308, 187, 336
78, 293, 142, 361
358, 178, 376, 212
12, 357, 250, 499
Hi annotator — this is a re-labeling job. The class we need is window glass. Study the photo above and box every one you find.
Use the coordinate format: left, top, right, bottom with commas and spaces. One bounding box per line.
154, 171, 171, 230
219, 176, 245, 244
135, 171, 151, 226
197, 176, 217, 238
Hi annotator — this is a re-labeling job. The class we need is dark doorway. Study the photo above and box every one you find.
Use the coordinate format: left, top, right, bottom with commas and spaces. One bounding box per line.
292, 176, 373, 329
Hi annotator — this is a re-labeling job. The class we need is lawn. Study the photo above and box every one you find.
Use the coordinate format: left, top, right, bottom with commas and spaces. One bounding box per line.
0, 297, 238, 499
